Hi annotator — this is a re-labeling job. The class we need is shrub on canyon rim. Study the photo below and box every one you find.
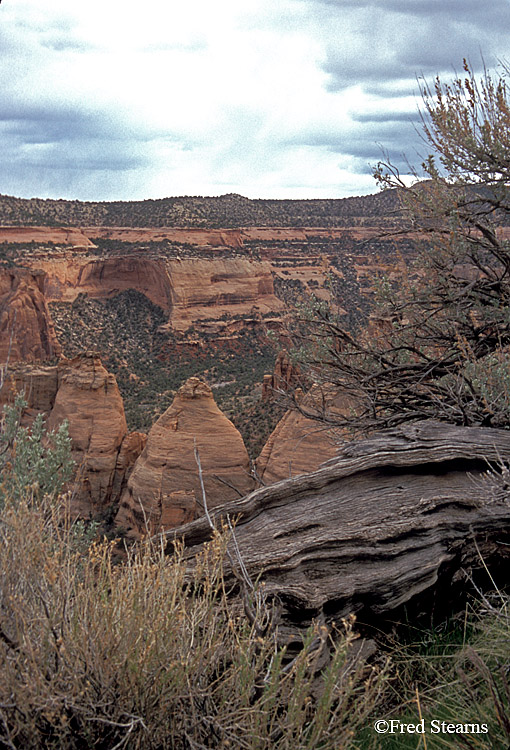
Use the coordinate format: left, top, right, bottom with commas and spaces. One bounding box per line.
293, 61, 510, 433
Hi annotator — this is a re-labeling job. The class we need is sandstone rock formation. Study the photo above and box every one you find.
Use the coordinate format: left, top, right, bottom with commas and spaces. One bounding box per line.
116, 377, 255, 537
170, 421, 510, 626
30, 256, 171, 308
110, 431, 148, 506
0, 268, 61, 363
0, 223, 398, 248
261, 350, 301, 402
164, 258, 286, 332
46, 353, 129, 517
0, 354, 145, 517
30, 255, 285, 332
256, 384, 354, 485
0, 226, 95, 247
0, 363, 59, 425
0, 363, 58, 411
86, 226, 246, 248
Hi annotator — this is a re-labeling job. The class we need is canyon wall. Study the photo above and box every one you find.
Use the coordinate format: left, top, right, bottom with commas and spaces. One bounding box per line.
0, 226, 95, 247
37, 256, 173, 310
164, 258, 286, 331
0, 224, 389, 248
0, 268, 61, 363
0, 200, 413, 504
23, 254, 284, 332
0, 363, 59, 419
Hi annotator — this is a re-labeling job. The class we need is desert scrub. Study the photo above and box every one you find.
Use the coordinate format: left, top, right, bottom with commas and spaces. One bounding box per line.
0, 492, 391, 750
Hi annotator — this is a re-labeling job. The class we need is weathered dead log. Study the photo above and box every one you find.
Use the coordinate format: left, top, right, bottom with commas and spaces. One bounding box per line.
165, 421, 510, 622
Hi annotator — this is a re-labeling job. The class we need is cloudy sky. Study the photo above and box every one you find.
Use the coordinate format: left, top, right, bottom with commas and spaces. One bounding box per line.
1, 0, 509, 201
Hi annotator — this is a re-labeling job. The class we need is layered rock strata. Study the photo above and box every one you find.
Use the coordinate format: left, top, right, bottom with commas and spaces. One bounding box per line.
0, 226, 95, 247
40, 256, 173, 310
116, 377, 255, 537
0, 224, 398, 247
29, 255, 284, 332
164, 258, 286, 332
0, 268, 61, 363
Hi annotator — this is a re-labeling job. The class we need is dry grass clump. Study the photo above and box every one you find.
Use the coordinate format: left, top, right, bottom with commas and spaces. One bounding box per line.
0, 492, 390, 749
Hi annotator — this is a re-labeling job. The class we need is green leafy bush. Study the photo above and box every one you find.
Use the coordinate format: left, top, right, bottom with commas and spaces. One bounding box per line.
0, 394, 74, 506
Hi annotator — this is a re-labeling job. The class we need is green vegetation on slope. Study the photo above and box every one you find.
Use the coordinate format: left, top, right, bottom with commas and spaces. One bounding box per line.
0, 190, 405, 229
50, 290, 282, 457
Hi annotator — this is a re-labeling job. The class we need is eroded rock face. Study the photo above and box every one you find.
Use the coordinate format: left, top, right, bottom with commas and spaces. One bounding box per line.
262, 350, 301, 402
111, 431, 148, 504
116, 377, 255, 537
32, 256, 171, 309
0, 363, 59, 413
31, 255, 284, 332
46, 353, 129, 517
0, 268, 61, 363
256, 385, 354, 485
165, 258, 285, 332
86, 226, 246, 249
0, 354, 145, 518
0, 226, 95, 247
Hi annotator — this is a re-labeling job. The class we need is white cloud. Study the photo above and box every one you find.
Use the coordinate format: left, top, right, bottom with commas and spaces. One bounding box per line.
0, 0, 508, 200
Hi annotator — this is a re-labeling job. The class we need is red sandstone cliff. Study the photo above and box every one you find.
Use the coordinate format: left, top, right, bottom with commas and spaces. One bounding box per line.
1, 355, 145, 518
40, 256, 173, 310
0, 226, 95, 247
0, 363, 58, 413
28, 254, 284, 332
116, 377, 255, 537
0, 268, 61, 364
164, 258, 285, 331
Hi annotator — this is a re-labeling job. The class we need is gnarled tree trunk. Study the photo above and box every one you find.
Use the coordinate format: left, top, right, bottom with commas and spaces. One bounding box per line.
166, 421, 510, 624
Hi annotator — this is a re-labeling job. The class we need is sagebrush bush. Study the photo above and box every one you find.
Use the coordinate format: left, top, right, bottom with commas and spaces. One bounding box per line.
0, 492, 391, 749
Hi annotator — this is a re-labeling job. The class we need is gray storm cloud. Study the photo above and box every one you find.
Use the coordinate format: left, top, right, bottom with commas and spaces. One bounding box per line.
1, 0, 509, 199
